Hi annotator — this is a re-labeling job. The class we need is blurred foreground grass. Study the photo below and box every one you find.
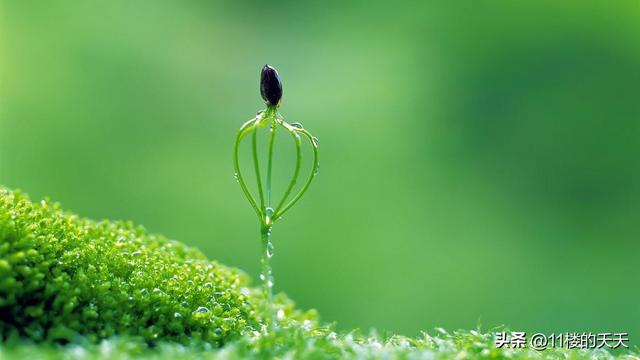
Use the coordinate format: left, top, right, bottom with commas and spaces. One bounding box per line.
2, 329, 636, 360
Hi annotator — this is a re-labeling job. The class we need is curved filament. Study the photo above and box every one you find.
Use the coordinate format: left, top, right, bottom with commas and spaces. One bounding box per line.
233, 118, 262, 219
252, 128, 265, 211
275, 129, 302, 214
265, 121, 277, 209
235, 114, 318, 225
273, 128, 318, 221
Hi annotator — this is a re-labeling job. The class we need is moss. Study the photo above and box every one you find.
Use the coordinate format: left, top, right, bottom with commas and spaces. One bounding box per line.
0, 187, 258, 345
0, 186, 634, 359
0, 327, 635, 359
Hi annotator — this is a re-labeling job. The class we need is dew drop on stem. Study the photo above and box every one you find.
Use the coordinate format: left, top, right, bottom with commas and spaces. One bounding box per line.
266, 242, 274, 258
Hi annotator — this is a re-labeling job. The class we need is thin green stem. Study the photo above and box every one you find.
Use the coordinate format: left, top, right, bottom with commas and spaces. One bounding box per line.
275, 131, 302, 214
252, 128, 265, 211
265, 120, 277, 216
260, 223, 274, 326
274, 129, 318, 221
233, 119, 261, 219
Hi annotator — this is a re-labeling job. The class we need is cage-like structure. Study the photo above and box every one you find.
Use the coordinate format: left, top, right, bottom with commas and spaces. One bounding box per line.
233, 108, 318, 227
232, 65, 318, 327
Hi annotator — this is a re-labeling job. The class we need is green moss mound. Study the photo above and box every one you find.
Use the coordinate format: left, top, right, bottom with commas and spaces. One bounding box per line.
0, 187, 257, 345
0, 187, 634, 359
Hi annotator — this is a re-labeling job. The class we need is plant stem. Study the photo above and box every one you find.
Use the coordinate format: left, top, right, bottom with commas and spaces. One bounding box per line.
260, 222, 274, 326
252, 128, 265, 211
275, 132, 302, 214
274, 129, 319, 221
266, 120, 277, 211
234, 104, 317, 330
233, 121, 261, 219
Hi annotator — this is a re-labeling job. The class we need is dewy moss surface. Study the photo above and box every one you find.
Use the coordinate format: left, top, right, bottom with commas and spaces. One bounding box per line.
0, 186, 635, 359
0, 187, 258, 345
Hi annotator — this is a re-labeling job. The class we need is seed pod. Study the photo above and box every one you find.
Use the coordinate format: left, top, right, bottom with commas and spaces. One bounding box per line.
260, 65, 283, 106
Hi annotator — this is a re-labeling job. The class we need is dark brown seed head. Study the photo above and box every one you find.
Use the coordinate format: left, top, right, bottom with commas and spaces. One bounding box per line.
260, 65, 283, 106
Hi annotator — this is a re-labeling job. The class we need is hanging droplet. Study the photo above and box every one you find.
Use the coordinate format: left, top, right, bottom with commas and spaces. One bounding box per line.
311, 136, 319, 147
266, 242, 274, 258
290, 122, 304, 130
265, 207, 274, 225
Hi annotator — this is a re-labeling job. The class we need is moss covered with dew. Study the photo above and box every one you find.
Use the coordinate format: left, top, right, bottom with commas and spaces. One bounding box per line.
0, 187, 634, 359
0, 187, 258, 345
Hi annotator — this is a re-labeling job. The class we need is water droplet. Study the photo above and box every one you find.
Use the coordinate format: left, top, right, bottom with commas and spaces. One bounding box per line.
139, 288, 148, 296
313, 162, 320, 176
266, 242, 274, 258
204, 282, 213, 288
194, 306, 209, 314
264, 207, 274, 225
276, 309, 285, 321
291, 122, 304, 130
131, 250, 142, 257
311, 136, 319, 147
233, 173, 239, 182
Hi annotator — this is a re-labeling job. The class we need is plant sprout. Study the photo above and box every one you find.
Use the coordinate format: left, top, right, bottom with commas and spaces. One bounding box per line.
233, 65, 319, 327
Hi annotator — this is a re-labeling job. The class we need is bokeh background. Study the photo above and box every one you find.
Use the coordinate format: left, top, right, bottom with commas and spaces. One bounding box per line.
1, 0, 639, 339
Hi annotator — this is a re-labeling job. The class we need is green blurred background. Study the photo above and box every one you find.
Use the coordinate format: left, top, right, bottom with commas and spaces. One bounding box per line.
1, 0, 639, 339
